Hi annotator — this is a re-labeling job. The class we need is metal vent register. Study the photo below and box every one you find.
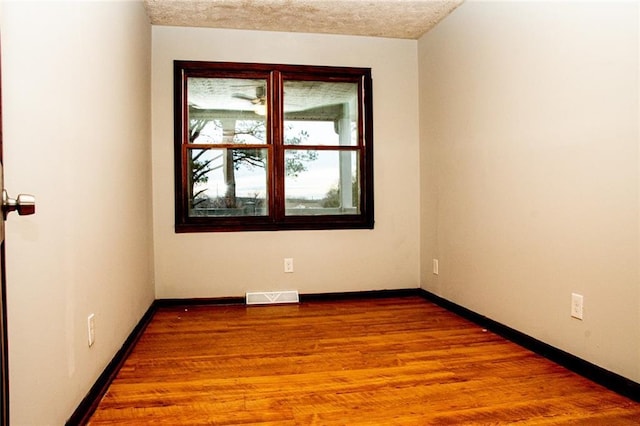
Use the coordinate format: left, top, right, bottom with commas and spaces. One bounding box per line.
246, 291, 299, 305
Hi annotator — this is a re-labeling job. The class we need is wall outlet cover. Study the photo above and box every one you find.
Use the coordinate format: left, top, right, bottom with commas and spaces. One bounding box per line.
571, 293, 584, 320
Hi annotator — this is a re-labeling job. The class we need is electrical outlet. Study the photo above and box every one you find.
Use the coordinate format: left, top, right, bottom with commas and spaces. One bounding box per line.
433, 259, 439, 275
571, 293, 584, 320
284, 258, 294, 273
88, 314, 95, 347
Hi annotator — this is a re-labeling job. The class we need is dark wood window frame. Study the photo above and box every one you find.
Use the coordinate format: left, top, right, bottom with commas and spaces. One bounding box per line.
174, 61, 374, 232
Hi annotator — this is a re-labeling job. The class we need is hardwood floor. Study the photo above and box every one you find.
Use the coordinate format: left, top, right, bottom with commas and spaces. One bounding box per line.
89, 297, 640, 424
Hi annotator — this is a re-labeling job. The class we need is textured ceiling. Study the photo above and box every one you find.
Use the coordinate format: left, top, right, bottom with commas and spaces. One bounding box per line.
144, 0, 463, 39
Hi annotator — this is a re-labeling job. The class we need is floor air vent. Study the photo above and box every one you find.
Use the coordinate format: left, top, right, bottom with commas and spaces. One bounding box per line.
246, 290, 299, 305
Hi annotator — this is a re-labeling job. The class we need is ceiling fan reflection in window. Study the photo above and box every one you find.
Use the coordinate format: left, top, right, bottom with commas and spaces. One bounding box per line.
233, 86, 267, 115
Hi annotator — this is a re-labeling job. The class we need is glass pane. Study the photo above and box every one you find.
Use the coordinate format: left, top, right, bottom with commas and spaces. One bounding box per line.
188, 77, 267, 144
284, 150, 359, 216
188, 148, 268, 217
283, 80, 358, 146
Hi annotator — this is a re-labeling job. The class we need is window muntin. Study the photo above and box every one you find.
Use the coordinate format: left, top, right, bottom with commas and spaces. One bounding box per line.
175, 61, 373, 232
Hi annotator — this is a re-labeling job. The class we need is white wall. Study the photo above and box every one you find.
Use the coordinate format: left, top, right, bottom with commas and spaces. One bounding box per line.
1, 1, 154, 424
152, 27, 421, 298
419, 1, 639, 382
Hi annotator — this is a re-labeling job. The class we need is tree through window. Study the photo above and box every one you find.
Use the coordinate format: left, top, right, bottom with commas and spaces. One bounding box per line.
174, 61, 374, 232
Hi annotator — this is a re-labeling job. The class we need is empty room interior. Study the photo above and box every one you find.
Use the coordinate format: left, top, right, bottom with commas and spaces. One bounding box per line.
1, 0, 639, 424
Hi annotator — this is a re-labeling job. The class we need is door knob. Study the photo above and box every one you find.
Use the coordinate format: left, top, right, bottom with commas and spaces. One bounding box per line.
2, 190, 35, 219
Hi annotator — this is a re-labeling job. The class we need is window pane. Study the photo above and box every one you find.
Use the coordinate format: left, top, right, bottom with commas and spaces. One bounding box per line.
284, 150, 359, 216
188, 148, 268, 217
188, 77, 267, 144
283, 81, 358, 146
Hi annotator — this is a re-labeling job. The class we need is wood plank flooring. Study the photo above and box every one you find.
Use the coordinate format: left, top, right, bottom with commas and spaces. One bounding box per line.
89, 297, 640, 424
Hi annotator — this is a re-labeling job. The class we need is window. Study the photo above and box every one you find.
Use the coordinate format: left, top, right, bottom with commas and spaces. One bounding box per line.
174, 61, 373, 232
